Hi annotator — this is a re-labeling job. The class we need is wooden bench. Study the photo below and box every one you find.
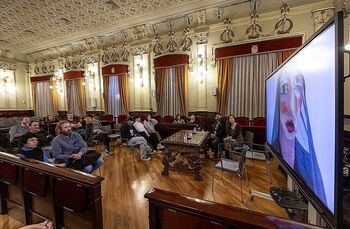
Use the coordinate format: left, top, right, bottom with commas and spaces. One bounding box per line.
0, 152, 104, 229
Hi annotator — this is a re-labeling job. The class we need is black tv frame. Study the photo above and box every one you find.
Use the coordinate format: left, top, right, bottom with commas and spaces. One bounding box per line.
265, 11, 344, 228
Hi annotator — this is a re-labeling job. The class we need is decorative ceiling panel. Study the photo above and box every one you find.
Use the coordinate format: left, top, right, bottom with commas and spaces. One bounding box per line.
0, 0, 199, 53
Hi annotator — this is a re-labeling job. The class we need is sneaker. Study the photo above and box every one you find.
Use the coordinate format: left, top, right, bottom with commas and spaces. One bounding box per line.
141, 157, 151, 161
145, 146, 152, 153
157, 144, 165, 149
149, 150, 156, 155
103, 149, 113, 156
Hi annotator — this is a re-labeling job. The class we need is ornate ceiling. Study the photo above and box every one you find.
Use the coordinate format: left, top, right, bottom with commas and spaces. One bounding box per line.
0, 0, 333, 63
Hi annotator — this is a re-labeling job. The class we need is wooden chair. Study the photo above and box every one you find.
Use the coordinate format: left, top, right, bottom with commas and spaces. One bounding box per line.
235, 117, 250, 127
117, 114, 127, 124
101, 114, 114, 121
213, 145, 249, 202
152, 115, 161, 123
163, 115, 174, 124
252, 117, 266, 127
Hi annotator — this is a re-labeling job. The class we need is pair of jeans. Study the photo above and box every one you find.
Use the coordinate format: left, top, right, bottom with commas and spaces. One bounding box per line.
83, 157, 104, 173
127, 136, 150, 159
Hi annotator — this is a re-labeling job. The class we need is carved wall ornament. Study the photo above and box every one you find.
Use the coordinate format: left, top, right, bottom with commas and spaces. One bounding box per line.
130, 25, 148, 40
149, 24, 158, 35
111, 45, 120, 62
34, 62, 40, 75
153, 34, 163, 56
166, 19, 175, 31
245, 9, 262, 39
64, 58, 72, 71
131, 44, 150, 56
220, 18, 234, 43
78, 53, 85, 68
311, 7, 335, 32
196, 9, 206, 25
184, 13, 193, 26
214, 5, 224, 19
195, 32, 209, 45
167, 31, 178, 53
101, 48, 110, 65
181, 28, 192, 51
49, 60, 55, 73
41, 62, 48, 74
121, 30, 129, 41
275, 4, 293, 34
121, 41, 130, 61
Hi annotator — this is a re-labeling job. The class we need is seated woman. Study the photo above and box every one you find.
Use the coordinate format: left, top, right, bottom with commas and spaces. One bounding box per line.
17, 133, 51, 163
143, 114, 164, 149
223, 115, 243, 159
188, 114, 196, 124
173, 114, 185, 124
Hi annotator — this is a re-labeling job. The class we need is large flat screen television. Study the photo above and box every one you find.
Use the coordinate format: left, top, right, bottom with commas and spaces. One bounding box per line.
265, 12, 343, 228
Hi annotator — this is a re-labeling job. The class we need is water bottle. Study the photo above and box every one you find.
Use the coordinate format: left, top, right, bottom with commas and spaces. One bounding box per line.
183, 134, 187, 142
192, 126, 197, 134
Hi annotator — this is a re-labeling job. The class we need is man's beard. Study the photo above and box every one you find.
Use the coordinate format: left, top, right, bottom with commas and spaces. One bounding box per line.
61, 130, 72, 136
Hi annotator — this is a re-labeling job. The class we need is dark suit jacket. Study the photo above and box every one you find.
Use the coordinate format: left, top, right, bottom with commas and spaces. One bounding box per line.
215, 119, 226, 140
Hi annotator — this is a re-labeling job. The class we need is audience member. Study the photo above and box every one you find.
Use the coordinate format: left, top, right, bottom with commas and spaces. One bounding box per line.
173, 114, 185, 124
223, 115, 243, 158
17, 133, 46, 162
45, 114, 57, 124
188, 114, 196, 124
143, 114, 164, 149
133, 116, 163, 151
205, 113, 226, 159
84, 115, 112, 156
120, 117, 152, 160
52, 121, 103, 173
28, 120, 53, 147
9, 116, 30, 143
66, 112, 87, 139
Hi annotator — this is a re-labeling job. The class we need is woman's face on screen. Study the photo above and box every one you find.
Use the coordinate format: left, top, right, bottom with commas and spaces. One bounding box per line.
279, 72, 304, 140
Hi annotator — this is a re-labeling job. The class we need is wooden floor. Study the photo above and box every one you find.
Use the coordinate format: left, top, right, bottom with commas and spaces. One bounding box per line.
1, 142, 288, 229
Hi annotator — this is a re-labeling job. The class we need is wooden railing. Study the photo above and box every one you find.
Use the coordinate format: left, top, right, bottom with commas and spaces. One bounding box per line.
0, 151, 104, 229
144, 188, 323, 229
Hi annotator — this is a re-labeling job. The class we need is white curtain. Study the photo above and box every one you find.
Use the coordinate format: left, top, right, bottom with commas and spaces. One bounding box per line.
34, 81, 54, 117
66, 79, 83, 116
108, 75, 122, 116
227, 53, 278, 118
161, 68, 181, 117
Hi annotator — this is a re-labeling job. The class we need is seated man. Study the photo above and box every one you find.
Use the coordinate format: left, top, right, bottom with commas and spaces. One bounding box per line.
52, 121, 103, 173
9, 116, 30, 145
28, 120, 53, 148
84, 115, 112, 156
133, 116, 163, 151
206, 113, 226, 159
121, 117, 152, 160
66, 112, 87, 140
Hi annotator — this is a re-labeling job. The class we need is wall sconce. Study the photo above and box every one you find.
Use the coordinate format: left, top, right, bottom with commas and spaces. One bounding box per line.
50, 73, 63, 93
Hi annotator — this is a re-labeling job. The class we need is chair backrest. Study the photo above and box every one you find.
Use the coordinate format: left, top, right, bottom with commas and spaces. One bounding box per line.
101, 114, 114, 121
244, 131, 254, 144
117, 114, 127, 124
139, 115, 146, 122
163, 115, 174, 124
235, 117, 250, 127
239, 145, 249, 171
152, 115, 161, 123
253, 117, 266, 127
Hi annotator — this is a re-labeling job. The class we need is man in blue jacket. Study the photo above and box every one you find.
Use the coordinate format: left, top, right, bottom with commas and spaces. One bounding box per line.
52, 121, 103, 173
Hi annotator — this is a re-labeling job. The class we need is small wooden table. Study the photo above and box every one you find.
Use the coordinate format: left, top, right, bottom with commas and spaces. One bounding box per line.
161, 130, 209, 181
